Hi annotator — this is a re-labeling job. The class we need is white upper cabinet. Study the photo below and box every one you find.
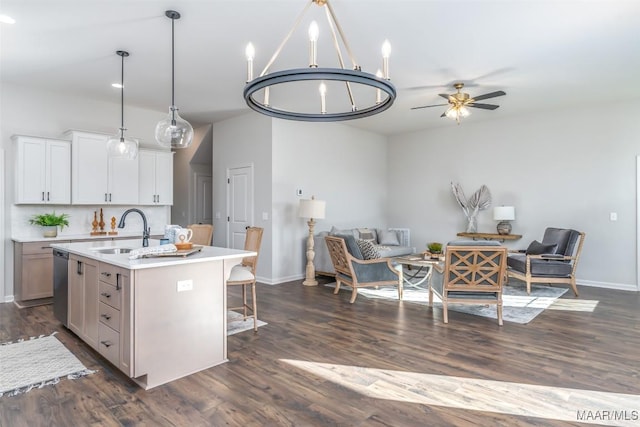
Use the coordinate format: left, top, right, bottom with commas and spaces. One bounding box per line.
138, 149, 173, 205
66, 131, 139, 205
14, 135, 71, 204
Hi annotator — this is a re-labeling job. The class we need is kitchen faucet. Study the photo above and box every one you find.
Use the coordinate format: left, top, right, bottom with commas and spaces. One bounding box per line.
118, 208, 150, 247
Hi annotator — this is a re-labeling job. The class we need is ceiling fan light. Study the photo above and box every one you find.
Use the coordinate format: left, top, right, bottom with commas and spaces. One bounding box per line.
445, 107, 458, 119
459, 106, 471, 118
155, 106, 194, 149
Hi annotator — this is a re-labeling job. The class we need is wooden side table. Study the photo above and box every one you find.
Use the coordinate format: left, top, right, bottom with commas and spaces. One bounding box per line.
456, 232, 522, 242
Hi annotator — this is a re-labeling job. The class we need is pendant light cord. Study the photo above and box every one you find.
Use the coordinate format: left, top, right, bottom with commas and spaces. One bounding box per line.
171, 16, 176, 124
120, 52, 125, 138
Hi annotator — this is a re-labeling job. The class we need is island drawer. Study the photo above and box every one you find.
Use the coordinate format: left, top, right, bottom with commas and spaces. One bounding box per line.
99, 302, 120, 332
98, 264, 119, 286
99, 281, 121, 310
22, 241, 57, 255
98, 323, 120, 367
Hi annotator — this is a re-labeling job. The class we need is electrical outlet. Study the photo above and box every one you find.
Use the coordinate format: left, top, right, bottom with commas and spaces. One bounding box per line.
610, 212, 618, 221
296, 189, 303, 196
177, 279, 193, 292
262, 212, 269, 220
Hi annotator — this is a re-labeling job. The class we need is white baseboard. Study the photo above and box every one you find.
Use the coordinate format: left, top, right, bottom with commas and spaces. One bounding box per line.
256, 273, 305, 285
577, 279, 638, 292
2, 295, 15, 303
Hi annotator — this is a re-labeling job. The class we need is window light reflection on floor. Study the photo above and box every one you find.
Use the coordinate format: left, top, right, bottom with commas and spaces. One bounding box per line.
280, 359, 639, 426
546, 299, 599, 312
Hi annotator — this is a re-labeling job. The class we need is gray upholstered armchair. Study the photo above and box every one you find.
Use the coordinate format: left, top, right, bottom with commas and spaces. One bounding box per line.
507, 227, 585, 296
325, 235, 403, 303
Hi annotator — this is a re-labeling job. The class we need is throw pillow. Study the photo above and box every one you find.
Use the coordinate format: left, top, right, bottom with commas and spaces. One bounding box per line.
526, 240, 558, 255
357, 228, 376, 242
378, 230, 400, 246
357, 239, 380, 260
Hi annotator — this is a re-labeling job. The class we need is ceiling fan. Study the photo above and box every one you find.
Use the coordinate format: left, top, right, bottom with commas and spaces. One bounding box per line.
411, 82, 506, 124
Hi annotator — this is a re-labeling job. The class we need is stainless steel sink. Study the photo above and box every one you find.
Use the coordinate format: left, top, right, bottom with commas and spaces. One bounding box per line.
91, 247, 133, 254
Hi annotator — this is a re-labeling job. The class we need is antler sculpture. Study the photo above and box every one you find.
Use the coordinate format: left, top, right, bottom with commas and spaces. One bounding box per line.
451, 182, 492, 233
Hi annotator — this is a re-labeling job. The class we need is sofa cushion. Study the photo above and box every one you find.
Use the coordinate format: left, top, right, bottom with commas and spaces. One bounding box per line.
377, 245, 414, 258
526, 240, 558, 255
357, 239, 380, 260
330, 226, 357, 238
378, 229, 400, 246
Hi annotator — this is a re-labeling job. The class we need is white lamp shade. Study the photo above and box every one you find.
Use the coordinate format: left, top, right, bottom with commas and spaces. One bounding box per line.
493, 206, 515, 221
299, 198, 325, 219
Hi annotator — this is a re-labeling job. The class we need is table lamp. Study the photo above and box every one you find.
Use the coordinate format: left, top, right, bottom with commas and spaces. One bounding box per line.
299, 196, 326, 286
493, 206, 515, 235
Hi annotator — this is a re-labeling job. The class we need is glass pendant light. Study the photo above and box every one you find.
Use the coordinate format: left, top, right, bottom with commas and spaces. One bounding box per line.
155, 10, 193, 149
107, 50, 139, 159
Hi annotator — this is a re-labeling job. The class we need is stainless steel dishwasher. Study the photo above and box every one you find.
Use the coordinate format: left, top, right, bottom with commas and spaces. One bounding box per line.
53, 249, 69, 327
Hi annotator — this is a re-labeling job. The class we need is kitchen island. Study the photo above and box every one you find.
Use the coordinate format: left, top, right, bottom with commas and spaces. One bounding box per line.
50, 239, 255, 390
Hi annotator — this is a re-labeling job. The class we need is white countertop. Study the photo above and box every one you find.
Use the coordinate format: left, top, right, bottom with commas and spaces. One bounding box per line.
50, 239, 254, 270
12, 232, 160, 243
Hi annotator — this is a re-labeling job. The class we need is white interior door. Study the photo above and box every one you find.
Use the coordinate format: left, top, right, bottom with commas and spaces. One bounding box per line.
226, 165, 254, 249
194, 172, 213, 224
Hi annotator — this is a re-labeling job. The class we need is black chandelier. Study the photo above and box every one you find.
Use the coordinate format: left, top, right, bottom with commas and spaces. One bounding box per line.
243, 0, 396, 122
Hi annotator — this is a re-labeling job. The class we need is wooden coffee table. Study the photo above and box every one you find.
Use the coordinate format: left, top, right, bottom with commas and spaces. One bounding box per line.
392, 254, 443, 288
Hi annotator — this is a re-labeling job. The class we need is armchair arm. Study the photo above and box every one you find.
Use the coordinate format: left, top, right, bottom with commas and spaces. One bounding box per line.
523, 253, 576, 276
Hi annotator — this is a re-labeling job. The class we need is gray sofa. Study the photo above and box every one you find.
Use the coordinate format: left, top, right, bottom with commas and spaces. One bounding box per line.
314, 227, 415, 275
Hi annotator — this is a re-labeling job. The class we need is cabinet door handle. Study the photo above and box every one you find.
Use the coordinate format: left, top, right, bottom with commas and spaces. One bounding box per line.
42, 191, 45, 201
100, 340, 113, 348
101, 314, 111, 320
157, 194, 160, 203
109, 193, 112, 202
116, 273, 121, 291
77, 261, 83, 275
47, 191, 50, 201
100, 292, 111, 298
101, 272, 112, 277
105, 193, 108, 202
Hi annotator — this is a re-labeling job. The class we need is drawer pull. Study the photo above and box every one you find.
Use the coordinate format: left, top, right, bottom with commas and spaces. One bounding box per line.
101, 314, 111, 320
100, 292, 111, 298
100, 340, 113, 348
101, 272, 112, 277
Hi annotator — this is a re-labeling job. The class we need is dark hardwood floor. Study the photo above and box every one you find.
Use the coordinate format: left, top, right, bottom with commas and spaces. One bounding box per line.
1, 279, 639, 426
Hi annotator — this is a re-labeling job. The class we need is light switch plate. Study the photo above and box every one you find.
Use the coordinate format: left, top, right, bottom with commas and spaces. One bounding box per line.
177, 279, 193, 292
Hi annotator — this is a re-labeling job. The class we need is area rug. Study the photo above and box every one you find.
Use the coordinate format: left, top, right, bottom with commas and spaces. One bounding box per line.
0, 332, 94, 397
227, 310, 267, 335
326, 282, 569, 324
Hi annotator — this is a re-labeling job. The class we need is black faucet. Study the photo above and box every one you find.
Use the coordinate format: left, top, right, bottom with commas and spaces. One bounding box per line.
118, 208, 150, 247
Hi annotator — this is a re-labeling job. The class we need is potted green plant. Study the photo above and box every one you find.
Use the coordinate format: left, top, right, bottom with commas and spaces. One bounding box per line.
427, 242, 443, 259
29, 212, 70, 238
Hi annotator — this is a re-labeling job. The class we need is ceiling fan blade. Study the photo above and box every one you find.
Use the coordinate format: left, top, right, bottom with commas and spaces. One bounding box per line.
470, 90, 506, 101
440, 112, 447, 118
438, 94, 450, 100
411, 103, 449, 110
468, 103, 500, 110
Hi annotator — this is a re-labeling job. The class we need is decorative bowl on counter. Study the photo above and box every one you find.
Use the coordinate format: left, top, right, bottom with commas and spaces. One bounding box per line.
175, 242, 193, 250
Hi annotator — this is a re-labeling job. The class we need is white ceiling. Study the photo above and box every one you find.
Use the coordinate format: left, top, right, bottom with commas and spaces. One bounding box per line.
2, 0, 639, 136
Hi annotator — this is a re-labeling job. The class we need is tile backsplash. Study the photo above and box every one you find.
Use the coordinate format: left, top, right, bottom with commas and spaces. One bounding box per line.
11, 205, 171, 239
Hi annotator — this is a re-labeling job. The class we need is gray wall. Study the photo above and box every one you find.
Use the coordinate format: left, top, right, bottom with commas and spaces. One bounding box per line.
212, 114, 390, 284
171, 124, 213, 226
388, 99, 640, 290
212, 113, 273, 281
